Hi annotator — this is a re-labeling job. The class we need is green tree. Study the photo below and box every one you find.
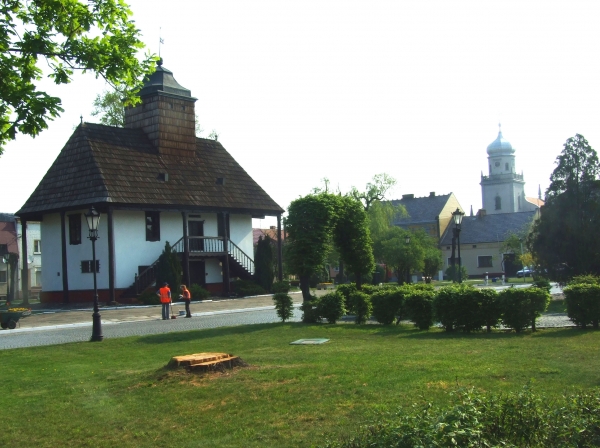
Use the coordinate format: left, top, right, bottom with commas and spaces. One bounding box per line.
0, 0, 155, 154
284, 194, 339, 303
529, 134, 600, 279
333, 196, 375, 289
376, 227, 424, 284
91, 90, 125, 127
156, 241, 182, 296
254, 235, 274, 292
350, 173, 397, 211
422, 245, 443, 283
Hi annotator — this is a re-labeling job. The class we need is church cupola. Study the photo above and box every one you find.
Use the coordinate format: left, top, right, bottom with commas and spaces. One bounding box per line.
125, 59, 197, 157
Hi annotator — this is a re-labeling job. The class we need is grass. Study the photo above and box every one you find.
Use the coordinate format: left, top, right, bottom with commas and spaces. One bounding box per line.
1, 323, 598, 447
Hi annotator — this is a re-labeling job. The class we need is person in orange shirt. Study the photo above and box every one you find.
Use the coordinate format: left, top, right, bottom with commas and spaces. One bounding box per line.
180, 284, 192, 318
157, 282, 171, 320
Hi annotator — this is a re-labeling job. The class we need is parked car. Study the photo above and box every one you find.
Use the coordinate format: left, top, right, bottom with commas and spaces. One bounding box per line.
516, 267, 534, 278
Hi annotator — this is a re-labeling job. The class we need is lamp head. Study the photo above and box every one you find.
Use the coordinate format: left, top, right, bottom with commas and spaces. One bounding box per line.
452, 208, 465, 227
85, 206, 101, 239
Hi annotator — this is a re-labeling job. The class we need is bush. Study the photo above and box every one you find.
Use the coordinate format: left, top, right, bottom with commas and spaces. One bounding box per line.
300, 295, 320, 323
434, 285, 488, 333
336, 283, 358, 314
532, 278, 552, 292
273, 293, 294, 322
404, 288, 435, 330
349, 291, 371, 324
479, 288, 501, 332
499, 287, 551, 332
138, 289, 160, 305
271, 280, 290, 294
232, 279, 266, 297
445, 264, 468, 282
188, 283, 210, 301
316, 291, 346, 324
371, 287, 404, 325
563, 283, 600, 329
568, 274, 600, 286
323, 387, 600, 448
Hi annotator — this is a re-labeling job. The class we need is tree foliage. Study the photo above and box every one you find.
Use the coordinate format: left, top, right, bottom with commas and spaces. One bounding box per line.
254, 235, 274, 292
350, 173, 397, 211
155, 241, 181, 295
0, 0, 155, 154
529, 134, 600, 279
91, 90, 125, 126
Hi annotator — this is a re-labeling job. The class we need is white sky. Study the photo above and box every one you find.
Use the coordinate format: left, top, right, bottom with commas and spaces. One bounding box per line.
2, 0, 600, 228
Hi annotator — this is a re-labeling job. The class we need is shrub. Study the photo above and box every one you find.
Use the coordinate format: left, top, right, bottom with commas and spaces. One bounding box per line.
188, 283, 210, 301
499, 287, 551, 332
316, 291, 346, 324
336, 283, 358, 314
532, 278, 552, 293
138, 289, 160, 305
349, 291, 371, 324
479, 288, 501, 332
360, 284, 377, 296
273, 293, 294, 322
568, 274, 600, 286
563, 283, 600, 329
323, 387, 600, 448
371, 287, 404, 325
300, 295, 320, 323
404, 288, 435, 330
271, 280, 290, 294
445, 264, 468, 282
232, 279, 266, 297
434, 284, 488, 333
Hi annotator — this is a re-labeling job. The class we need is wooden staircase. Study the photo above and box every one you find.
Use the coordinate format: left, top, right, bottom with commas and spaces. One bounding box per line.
120, 236, 254, 299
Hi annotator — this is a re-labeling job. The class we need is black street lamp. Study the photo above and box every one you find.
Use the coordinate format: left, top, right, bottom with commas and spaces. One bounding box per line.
85, 206, 103, 342
452, 208, 465, 283
2, 254, 9, 302
405, 234, 411, 284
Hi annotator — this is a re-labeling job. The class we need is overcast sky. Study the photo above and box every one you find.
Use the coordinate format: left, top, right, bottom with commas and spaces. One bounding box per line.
2, 1, 599, 227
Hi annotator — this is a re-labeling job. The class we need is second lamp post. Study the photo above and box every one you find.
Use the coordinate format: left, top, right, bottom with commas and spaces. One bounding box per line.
452, 208, 465, 283
85, 206, 103, 342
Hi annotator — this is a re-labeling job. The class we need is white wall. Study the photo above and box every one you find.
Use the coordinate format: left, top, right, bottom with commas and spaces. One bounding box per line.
113, 211, 183, 289
229, 214, 253, 259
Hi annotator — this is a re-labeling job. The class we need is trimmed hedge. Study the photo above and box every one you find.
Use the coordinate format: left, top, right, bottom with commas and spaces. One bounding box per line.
349, 291, 371, 324
434, 285, 500, 333
404, 288, 435, 330
498, 287, 550, 332
370, 287, 404, 325
232, 279, 266, 297
564, 283, 600, 329
316, 291, 346, 324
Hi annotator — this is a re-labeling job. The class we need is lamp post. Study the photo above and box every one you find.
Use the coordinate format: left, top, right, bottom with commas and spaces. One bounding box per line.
452, 208, 465, 283
405, 234, 411, 284
85, 206, 103, 342
2, 254, 9, 302
519, 238, 525, 284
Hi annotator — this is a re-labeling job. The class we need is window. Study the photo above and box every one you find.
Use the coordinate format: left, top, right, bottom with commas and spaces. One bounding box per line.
0, 271, 6, 283
81, 260, 100, 273
0, 244, 7, 256
495, 196, 502, 210
33, 240, 41, 254
69, 214, 81, 245
478, 256, 493, 268
145, 211, 160, 241
505, 163, 509, 171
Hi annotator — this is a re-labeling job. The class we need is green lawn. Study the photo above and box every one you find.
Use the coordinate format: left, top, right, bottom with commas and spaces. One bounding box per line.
1, 323, 597, 447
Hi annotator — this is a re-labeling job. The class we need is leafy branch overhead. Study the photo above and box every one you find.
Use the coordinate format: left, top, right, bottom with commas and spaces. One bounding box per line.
0, 0, 156, 154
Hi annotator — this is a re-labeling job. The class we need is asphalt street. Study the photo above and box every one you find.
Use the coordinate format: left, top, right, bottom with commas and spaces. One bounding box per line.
0, 284, 571, 350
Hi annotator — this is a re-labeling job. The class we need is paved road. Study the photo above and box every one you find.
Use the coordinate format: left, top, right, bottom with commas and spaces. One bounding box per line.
0, 285, 572, 350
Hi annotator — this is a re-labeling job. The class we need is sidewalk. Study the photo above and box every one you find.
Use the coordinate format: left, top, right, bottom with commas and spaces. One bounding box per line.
14, 293, 305, 330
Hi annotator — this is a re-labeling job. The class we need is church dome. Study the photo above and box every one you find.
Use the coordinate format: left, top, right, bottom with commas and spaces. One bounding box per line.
487, 129, 514, 155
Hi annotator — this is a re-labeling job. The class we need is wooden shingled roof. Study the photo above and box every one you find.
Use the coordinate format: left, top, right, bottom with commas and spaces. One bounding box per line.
17, 122, 283, 219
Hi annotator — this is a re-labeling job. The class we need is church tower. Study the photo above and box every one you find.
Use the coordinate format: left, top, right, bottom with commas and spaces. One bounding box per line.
480, 125, 527, 214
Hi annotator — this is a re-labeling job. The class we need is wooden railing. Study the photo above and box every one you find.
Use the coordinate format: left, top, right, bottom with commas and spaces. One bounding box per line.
135, 236, 254, 293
